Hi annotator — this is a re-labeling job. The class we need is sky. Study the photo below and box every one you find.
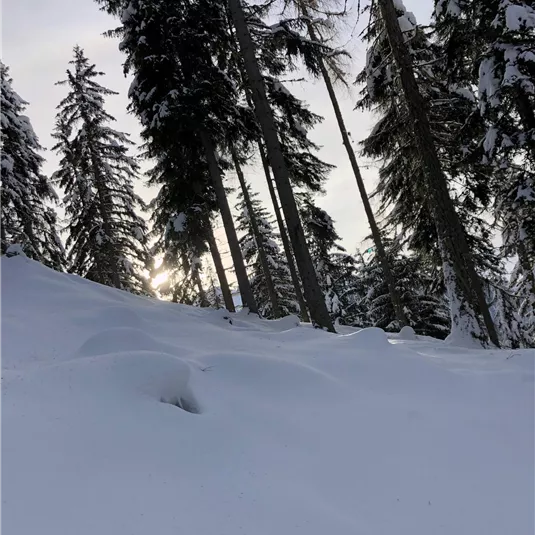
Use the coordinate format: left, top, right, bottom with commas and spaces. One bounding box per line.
2, 0, 433, 278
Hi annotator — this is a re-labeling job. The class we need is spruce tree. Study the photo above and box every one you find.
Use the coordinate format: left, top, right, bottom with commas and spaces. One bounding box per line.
226, 0, 335, 331
1, 62, 65, 269
53, 47, 150, 293
356, 6, 500, 289
236, 182, 299, 318
434, 0, 535, 344
99, 0, 259, 313
357, 243, 451, 338
298, 193, 359, 325
263, 0, 409, 327
358, 0, 499, 346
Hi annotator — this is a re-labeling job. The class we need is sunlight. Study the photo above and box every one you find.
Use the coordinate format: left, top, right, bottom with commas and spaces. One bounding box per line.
151, 271, 168, 289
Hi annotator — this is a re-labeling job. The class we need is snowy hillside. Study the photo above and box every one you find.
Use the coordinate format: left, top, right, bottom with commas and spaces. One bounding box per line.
2, 256, 534, 535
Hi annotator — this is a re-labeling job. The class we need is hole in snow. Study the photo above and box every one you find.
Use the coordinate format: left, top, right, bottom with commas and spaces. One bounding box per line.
160, 395, 201, 414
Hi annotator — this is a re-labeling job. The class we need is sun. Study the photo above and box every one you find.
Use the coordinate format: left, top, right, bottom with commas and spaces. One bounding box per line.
151, 271, 168, 289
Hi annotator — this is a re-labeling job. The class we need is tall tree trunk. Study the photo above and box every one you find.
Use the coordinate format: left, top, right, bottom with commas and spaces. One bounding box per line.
517, 239, 535, 301
301, 9, 408, 328
200, 131, 258, 313
258, 143, 310, 322
227, 0, 334, 332
207, 224, 236, 312
378, 0, 499, 346
516, 91, 535, 160
193, 269, 209, 307
1, 219, 7, 254
231, 148, 282, 317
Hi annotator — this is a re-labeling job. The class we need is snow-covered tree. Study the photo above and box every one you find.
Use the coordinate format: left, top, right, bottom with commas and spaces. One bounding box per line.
52, 47, 150, 294
236, 183, 299, 318
1, 62, 65, 269
357, 243, 451, 338
434, 0, 535, 346
358, 0, 500, 346
298, 193, 359, 324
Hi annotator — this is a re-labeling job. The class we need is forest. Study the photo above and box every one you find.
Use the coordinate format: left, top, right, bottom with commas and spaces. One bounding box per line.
1, 0, 534, 348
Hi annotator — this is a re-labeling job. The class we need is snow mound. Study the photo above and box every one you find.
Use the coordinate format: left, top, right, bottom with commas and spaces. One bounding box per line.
77, 326, 182, 357
399, 325, 417, 340
81, 305, 146, 329
2, 256, 534, 535
339, 326, 392, 349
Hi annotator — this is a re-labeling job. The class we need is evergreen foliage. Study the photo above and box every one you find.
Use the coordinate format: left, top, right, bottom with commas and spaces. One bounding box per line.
356, 243, 451, 338
298, 193, 359, 324
236, 183, 299, 318
52, 47, 150, 294
1, 62, 65, 269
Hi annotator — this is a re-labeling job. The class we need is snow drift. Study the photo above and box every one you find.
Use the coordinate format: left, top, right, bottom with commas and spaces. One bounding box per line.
2, 256, 534, 535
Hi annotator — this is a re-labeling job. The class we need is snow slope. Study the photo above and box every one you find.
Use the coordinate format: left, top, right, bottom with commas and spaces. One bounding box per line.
2, 256, 534, 535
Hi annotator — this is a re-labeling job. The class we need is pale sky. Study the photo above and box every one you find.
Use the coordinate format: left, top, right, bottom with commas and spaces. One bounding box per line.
2, 0, 433, 273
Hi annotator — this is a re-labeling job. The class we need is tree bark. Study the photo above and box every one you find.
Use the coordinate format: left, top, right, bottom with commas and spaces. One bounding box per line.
207, 224, 236, 312
516, 91, 535, 160
1, 219, 7, 254
302, 7, 408, 328
378, 0, 499, 346
231, 147, 282, 318
200, 130, 258, 314
193, 270, 209, 307
258, 142, 310, 322
227, 0, 334, 332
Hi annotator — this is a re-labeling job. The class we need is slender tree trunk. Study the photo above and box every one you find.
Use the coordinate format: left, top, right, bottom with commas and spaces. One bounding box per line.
301, 9, 408, 328
258, 143, 310, 322
207, 224, 236, 312
378, 0, 499, 346
193, 270, 209, 307
1, 219, 7, 254
227, 0, 334, 332
200, 131, 258, 314
516, 92, 535, 160
517, 239, 535, 300
231, 147, 282, 318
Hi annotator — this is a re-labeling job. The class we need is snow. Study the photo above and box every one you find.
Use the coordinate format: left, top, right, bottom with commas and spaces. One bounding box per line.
171, 212, 187, 232
504, 3, 535, 32
398, 13, 417, 34
2, 256, 534, 535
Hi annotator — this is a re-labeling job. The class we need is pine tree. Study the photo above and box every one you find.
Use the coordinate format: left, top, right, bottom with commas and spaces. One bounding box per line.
298, 193, 360, 324
100, 0, 259, 313
358, 0, 499, 346
261, 0, 409, 327
205, 266, 224, 309
236, 183, 299, 318
356, 8, 500, 291
226, 0, 335, 331
357, 243, 451, 338
434, 0, 535, 346
1, 62, 65, 269
52, 47, 150, 294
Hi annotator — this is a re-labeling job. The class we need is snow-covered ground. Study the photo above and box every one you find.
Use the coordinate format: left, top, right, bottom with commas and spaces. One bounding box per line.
2, 256, 534, 535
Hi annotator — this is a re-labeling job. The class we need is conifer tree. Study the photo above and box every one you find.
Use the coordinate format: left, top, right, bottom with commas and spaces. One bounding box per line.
53, 47, 150, 293
434, 0, 535, 344
359, 0, 499, 346
226, 0, 335, 331
357, 243, 451, 338
298, 193, 359, 324
205, 266, 224, 309
99, 0, 259, 313
1, 62, 65, 269
264, 0, 409, 327
236, 182, 299, 318
356, 6, 500, 289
